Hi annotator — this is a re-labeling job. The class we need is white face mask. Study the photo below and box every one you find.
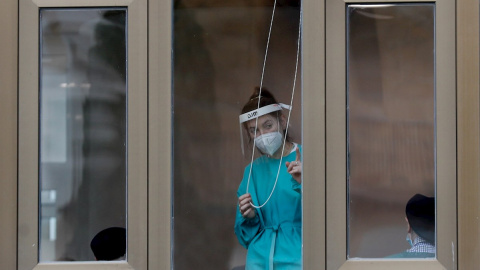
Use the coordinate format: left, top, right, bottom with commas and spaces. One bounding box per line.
254, 131, 283, 156
406, 233, 414, 247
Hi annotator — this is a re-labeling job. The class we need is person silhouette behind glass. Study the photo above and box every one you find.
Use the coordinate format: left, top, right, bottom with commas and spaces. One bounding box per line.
387, 194, 435, 258
90, 227, 126, 261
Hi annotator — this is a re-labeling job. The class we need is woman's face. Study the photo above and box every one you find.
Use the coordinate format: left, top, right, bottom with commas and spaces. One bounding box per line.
246, 114, 284, 139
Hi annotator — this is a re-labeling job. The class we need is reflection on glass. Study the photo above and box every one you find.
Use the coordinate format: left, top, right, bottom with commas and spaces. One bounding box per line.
347, 4, 436, 258
173, 2, 301, 269
40, 8, 127, 261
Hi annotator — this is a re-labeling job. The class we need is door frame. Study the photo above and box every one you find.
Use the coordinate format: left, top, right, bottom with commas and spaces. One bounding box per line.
0, 0, 18, 269
457, 0, 480, 268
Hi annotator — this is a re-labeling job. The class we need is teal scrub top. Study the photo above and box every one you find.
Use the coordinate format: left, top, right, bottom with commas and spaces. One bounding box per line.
234, 145, 302, 270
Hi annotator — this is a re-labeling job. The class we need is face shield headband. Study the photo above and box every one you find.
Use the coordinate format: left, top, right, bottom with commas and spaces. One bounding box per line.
239, 103, 291, 156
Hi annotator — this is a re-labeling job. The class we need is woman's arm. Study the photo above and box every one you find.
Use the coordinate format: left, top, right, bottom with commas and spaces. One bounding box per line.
234, 168, 262, 249
234, 197, 261, 249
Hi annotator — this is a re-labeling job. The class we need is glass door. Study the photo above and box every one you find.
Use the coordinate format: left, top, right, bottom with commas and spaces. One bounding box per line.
18, 0, 147, 269
325, 0, 456, 269
170, 2, 303, 269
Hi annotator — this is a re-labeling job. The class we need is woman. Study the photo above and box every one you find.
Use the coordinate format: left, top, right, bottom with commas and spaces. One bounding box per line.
234, 87, 302, 270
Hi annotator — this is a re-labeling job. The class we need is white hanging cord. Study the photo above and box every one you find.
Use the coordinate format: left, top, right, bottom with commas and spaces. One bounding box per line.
246, 7, 302, 209
244, 0, 277, 206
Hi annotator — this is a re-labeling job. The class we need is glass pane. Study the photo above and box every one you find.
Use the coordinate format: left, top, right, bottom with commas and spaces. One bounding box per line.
173, 2, 302, 269
39, 8, 127, 262
347, 4, 435, 259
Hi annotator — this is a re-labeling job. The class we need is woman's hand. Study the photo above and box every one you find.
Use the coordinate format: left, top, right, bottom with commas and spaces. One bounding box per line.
286, 148, 302, 184
238, 193, 256, 219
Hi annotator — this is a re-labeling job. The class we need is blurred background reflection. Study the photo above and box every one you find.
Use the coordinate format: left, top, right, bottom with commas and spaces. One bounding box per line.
173, 1, 301, 269
40, 8, 127, 261
347, 4, 435, 258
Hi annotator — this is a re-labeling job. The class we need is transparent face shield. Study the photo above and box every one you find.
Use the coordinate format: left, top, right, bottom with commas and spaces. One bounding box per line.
239, 103, 292, 157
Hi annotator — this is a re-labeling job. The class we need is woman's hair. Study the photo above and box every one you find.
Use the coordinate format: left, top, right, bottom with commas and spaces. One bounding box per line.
241, 87, 278, 115
241, 87, 292, 142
